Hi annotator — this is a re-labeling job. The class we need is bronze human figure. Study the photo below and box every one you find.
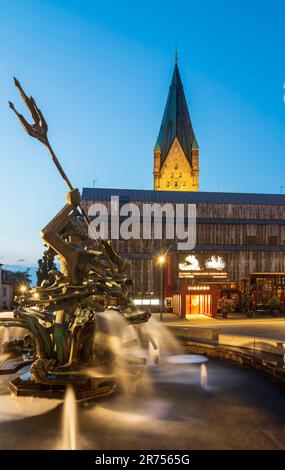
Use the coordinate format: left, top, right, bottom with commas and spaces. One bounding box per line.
0, 79, 153, 399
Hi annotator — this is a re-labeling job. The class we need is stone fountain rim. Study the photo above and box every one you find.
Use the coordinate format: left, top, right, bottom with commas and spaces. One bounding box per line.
177, 336, 285, 390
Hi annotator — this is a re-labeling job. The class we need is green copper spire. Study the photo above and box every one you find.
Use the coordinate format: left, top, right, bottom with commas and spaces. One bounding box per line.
192, 136, 199, 149
154, 61, 196, 165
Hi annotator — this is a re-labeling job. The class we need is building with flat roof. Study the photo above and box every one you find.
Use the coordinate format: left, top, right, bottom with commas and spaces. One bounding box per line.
82, 188, 285, 317
81, 59, 285, 317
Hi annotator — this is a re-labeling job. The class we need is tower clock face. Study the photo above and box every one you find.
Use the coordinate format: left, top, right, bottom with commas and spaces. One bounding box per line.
171, 178, 181, 189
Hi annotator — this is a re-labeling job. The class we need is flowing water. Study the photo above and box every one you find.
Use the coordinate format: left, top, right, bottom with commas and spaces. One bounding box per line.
200, 363, 208, 388
167, 354, 208, 364
148, 338, 160, 365
0, 325, 26, 353
3, 328, 10, 344
62, 387, 77, 450
1, 314, 285, 449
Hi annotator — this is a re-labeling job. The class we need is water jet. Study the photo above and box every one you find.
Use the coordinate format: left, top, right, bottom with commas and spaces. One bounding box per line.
62, 387, 77, 450
200, 363, 208, 388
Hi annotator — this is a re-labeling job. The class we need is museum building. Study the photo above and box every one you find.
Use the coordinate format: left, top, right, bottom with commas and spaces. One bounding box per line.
82, 60, 285, 318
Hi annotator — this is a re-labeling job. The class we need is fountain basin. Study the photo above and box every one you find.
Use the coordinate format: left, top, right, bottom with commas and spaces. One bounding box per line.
167, 354, 208, 364
1, 356, 285, 449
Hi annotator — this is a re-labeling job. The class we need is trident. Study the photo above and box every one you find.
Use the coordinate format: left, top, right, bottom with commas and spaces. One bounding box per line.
8, 78, 115, 268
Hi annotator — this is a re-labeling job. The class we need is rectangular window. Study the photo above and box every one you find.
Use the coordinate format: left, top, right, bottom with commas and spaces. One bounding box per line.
246, 235, 257, 245
268, 236, 278, 245
134, 298, 160, 306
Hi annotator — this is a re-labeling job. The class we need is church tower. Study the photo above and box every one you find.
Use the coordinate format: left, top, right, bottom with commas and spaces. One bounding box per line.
153, 57, 199, 191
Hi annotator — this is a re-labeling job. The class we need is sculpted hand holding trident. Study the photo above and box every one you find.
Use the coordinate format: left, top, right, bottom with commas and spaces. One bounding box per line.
8, 78, 122, 364
9, 78, 90, 363
0, 78, 152, 393
9, 79, 121, 271
9, 78, 78, 203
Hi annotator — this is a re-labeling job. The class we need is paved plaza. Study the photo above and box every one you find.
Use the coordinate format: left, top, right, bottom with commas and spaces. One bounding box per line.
157, 313, 285, 341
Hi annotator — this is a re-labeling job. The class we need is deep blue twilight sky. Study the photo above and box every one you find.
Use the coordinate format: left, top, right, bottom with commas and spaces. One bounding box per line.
0, 0, 285, 266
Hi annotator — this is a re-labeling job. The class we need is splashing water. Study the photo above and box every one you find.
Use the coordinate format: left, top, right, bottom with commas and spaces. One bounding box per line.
148, 337, 160, 365
93, 310, 184, 397
167, 354, 208, 364
62, 387, 77, 450
143, 316, 181, 360
0, 325, 27, 353
200, 363, 208, 388
95, 311, 133, 393
94, 310, 154, 395
0, 393, 60, 423
1, 328, 10, 351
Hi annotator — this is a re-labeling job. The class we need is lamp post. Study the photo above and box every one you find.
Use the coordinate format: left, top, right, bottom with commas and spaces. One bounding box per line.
158, 255, 165, 321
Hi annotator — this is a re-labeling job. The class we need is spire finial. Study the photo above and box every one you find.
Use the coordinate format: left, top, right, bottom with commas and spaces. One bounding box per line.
175, 46, 178, 64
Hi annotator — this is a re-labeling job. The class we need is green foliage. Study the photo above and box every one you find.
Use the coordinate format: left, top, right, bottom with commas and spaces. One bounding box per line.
36, 251, 57, 286
242, 294, 252, 313
269, 296, 280, 311
7, 270, 32, 294
220, 299, 235, 314
243, 294, 252, 306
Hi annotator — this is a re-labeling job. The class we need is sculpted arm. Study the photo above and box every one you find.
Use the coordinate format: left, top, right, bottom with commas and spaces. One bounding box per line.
40, 190, 81, 259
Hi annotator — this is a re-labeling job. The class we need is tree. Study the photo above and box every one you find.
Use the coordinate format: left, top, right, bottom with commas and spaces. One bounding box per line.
7, 270, 32, 295
36, 251, 57, 286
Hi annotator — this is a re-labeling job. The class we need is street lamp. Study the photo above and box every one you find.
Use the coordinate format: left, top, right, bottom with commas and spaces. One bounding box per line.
20, 285, 27, 294
158, 255, 166, 321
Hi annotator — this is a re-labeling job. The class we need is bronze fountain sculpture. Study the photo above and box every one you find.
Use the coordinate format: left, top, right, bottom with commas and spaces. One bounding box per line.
0, 79, 153, 399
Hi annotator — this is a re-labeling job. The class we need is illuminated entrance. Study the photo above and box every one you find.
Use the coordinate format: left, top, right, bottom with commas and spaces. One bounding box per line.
185, 294, 212, 317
